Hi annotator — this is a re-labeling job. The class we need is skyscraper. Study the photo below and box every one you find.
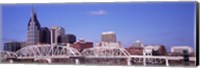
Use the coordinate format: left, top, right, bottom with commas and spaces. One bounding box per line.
101, 31, 117, 43
27, 7, 41, 45
40, 27, 51, 44
50, 26, 65, 44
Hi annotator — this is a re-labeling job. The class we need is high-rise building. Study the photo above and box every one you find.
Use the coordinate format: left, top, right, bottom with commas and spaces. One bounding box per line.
50, 26, 65, 44
4, 41, 21, 52
27, 7, 41, 45
64, 34, 76, 44
40, 27, 51, 44
101, 31, 117, 43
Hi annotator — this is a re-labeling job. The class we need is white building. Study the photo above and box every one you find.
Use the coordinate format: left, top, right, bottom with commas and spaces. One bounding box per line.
143, 45, 154, 56
171, 46, 193, 54
96, 42, 122, 48
50, 26, 65, 44
143, 45, 167, 56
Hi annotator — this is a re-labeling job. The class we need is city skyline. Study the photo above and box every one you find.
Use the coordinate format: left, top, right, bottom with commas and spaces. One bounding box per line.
2, 2, 196, 52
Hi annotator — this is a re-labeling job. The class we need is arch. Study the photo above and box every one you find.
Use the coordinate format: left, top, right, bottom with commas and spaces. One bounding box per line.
15, 44, 81, 59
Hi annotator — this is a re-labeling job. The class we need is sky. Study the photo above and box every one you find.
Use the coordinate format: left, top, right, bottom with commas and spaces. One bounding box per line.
1, 2, 196, 52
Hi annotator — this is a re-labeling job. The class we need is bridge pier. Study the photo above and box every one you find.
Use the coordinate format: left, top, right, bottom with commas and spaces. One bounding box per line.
165, 58, 169, 66
143, 57, 146, 66
34, 58, 52, 63
127, 58, 131, 65
46, 58, 52, 63
9, 59, 13, 63
75, 59, 79, 64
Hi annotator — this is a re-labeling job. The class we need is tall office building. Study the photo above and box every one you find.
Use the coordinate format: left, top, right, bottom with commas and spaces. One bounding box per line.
40, 27, 51, 44
27, 7, 41, 45
65, 34, 76, 44
101, 31, 117, 43
50, 26, 65, 44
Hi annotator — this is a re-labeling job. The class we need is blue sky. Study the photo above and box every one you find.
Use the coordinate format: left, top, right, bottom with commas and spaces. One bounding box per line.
1, 2, 196, 52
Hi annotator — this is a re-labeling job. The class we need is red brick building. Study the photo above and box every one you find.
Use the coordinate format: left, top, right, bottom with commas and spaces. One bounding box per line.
125, 47, 143, 55
73, 41, 93, 52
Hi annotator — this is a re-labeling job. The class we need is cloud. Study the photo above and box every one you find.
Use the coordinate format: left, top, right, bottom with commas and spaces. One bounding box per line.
87, 9, 107, 16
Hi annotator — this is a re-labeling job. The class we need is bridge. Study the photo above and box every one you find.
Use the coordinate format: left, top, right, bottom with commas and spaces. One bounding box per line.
0, 44, 196, 66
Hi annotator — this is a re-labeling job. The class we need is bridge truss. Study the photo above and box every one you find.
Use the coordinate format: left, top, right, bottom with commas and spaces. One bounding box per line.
0, 45, 196, 66
15, 45, 81, 59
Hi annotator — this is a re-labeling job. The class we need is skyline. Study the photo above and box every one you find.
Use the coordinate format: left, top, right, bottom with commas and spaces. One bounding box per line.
1, 2, 196, 52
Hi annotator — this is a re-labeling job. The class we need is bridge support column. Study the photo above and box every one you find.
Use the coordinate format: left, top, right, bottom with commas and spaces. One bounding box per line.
143, 57, 146, 66
9, 59, 13, 63
127, 58, 131, 66
75, 59, 79, 64
165, 58, 169, 66
47, 58, 52, 63
34, 58, 52, 63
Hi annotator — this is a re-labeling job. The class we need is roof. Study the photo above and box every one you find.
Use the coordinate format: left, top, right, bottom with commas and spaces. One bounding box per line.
102, 31, 115, 35
27, 7, 41, 29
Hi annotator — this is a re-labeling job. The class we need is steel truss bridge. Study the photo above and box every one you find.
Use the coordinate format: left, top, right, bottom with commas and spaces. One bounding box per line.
0, 44, 196, 66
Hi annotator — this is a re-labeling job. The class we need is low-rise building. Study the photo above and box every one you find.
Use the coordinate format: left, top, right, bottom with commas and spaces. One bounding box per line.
73, 39, 93, 52
4, 41, 21, 52
96, 42, 122, 48
170, 46, 194, 56
144, 45, 167, 56
125, 47, 143, 55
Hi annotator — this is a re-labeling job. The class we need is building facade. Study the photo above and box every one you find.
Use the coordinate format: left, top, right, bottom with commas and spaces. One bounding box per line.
96, 42, 122, 48
73, 39, 93, 52
50, 26, 65, 44
40, 27, 51, 44
170, 46, 194, 56
125, 47, 143, 55
4, 41, 21, 52
19, 41, 27, 48
64, 34, 76, 44
101, 31, 117, 43
144, 45, 167, 56
27, 7, 41, 45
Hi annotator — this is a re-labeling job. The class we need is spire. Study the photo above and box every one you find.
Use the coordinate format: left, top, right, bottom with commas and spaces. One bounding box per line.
31, 5, 36, 20
28, 5, 41, 28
